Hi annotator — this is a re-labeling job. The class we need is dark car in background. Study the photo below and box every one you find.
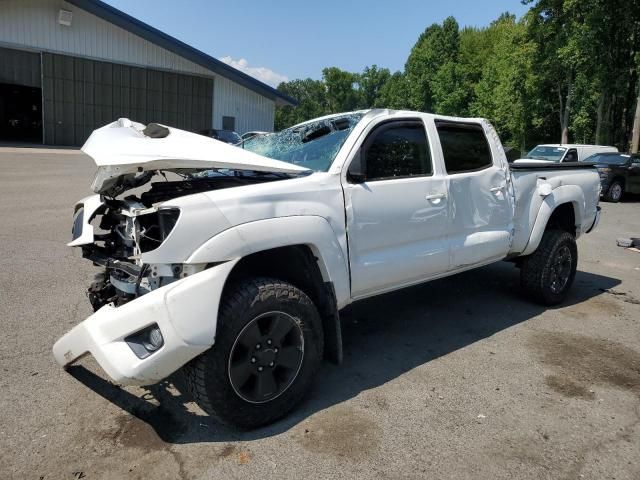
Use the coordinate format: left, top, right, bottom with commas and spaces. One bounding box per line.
584, 152, 640, 202
199, 128, 242, 145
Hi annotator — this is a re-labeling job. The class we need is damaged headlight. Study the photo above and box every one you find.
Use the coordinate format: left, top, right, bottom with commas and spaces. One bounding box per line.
135, 208, 180, 253
72, 207, 84, 241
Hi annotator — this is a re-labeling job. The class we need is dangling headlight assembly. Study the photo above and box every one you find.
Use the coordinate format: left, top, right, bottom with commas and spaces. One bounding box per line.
135, 208, 181, 253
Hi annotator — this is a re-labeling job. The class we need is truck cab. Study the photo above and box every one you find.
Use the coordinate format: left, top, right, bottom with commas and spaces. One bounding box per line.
337, 113, 515, 297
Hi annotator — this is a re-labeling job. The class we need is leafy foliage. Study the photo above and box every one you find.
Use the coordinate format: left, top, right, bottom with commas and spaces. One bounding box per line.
274, 2, 640, 151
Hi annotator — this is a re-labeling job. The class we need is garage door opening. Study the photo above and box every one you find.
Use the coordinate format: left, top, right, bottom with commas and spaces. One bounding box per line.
0, 83, 43, 143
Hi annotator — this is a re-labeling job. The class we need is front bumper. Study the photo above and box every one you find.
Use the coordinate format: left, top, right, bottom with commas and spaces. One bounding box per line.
53, 260, 237, 385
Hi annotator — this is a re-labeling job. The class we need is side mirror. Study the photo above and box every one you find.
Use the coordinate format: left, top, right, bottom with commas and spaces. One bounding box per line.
347, 150, 366, 183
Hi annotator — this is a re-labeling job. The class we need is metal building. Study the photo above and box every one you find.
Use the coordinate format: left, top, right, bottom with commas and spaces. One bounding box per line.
0, 0, 295, 145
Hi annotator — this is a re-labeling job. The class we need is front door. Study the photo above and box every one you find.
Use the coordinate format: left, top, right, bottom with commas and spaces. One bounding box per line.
434, 120, 514, 269
628, 156, 640, 193
344, 119, 450, 298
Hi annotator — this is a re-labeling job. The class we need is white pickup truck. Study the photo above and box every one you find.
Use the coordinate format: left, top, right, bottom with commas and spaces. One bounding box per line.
54, 110, 601, 428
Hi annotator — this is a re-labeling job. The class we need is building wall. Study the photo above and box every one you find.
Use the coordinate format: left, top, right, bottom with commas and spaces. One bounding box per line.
0, 46, 41, 88
0, 0, 275, 133
213, 75, 275, 133
42, 52, 213, 145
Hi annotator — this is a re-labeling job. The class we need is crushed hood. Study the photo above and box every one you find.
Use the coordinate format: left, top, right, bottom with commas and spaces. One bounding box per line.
83, 119, 309, 194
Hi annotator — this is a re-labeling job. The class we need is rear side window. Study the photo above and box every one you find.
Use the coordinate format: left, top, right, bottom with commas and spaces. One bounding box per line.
435, 121, 493, 174
364, 122, 432, 181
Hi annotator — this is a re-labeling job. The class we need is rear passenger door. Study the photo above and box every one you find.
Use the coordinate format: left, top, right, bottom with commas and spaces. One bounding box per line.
434, 121, 514, 270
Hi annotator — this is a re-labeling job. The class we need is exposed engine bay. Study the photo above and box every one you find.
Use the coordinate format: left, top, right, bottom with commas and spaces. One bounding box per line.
68, 118, 309, 313
76, 169, 291, 311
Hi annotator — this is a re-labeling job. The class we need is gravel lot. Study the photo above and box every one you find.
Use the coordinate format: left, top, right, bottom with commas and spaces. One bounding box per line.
1, 148, 639, 480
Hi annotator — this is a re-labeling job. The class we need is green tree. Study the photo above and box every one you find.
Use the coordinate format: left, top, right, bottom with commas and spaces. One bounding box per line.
471, 15, 538, 151
274, 78, 328, 130
274, 2, 640, 147
375, 72, 411, 109
405, 16, 460, 112
525, 0, 582, 143
430, 60, 469, 116
322, 67, 360, 112
525, 0, 640, 146
358, 65, 391, 108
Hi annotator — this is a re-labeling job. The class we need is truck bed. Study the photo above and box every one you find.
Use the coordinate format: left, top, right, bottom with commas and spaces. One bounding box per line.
509, 163, 600, 255
509, 161, 597, 171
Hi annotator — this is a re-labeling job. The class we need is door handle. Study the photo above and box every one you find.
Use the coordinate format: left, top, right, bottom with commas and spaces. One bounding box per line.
490, 185, 505, 193
425, 193, 447, 201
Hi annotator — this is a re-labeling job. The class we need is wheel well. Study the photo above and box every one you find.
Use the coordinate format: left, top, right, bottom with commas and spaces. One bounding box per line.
224, 245, 342, 364
546, 203, 576, 236
610, 176, 625, 187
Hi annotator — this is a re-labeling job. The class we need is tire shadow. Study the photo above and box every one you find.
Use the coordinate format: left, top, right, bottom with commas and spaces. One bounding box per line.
68, 261, 621, 444
619, 192, 640, 203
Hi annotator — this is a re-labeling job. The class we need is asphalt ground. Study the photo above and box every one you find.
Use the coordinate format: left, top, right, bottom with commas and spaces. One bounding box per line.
1, 148, 639, 480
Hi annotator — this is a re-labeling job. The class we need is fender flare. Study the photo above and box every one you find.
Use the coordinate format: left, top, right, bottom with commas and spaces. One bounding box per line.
186, 215, 351, 309
521, 185, 585, 256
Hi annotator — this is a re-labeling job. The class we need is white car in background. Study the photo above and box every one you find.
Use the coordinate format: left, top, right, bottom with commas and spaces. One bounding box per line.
523, 144, 618, 163
240, 130, 270, 141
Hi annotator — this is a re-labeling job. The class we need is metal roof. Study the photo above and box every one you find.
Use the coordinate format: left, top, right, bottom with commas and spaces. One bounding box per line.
65, 0, 297, 106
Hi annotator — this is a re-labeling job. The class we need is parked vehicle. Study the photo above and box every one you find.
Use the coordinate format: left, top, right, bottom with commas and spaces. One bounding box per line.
583, 152, 640, 202
240, 130, 269, 141
54, 111, 601, 428
503, 146, 521, 163
524, 144, 618, 163
199, 128, 242, 145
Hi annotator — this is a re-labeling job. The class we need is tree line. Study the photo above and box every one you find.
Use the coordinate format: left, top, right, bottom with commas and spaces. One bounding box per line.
274, 0, 640, 154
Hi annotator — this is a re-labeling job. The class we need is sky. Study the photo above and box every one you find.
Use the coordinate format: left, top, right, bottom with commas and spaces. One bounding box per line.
103, 0, 530, 87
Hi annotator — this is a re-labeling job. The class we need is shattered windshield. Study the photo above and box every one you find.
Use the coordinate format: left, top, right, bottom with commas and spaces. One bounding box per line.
525, 146, 566, 161
243, 113, 364, 172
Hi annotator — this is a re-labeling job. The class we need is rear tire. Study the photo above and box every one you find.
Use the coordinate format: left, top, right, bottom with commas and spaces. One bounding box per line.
180, 277, 323, 429
520, 229, 577, 305
604, 180, 624, 202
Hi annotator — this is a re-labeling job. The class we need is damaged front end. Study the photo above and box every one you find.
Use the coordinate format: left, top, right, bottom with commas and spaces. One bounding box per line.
56, 190, 240, 384
68, 118, 308, 314
73, 196, 183, 311
57, 191, 232, 384
54, 118, 307, 385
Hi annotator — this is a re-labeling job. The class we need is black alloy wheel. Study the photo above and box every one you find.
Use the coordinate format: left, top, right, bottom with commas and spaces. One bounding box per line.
179, 278, 323, 428
228, 311, 304, 403
520, 229, 578, 305
548, 245, 573, 294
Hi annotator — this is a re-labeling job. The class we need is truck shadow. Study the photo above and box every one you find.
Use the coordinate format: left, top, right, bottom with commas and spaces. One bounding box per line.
620, 193, 640, 203
68, 261, 620, 444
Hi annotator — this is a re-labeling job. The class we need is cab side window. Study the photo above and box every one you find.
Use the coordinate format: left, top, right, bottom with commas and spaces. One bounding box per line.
435, 121, 493, 174
564, 149, 578, 162
362, 121, 432, 181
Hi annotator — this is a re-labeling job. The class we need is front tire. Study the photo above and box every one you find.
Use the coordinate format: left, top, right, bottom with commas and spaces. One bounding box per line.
520, 229, 578, 305
604, 180, 624, 202
180, 278, 323, 429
